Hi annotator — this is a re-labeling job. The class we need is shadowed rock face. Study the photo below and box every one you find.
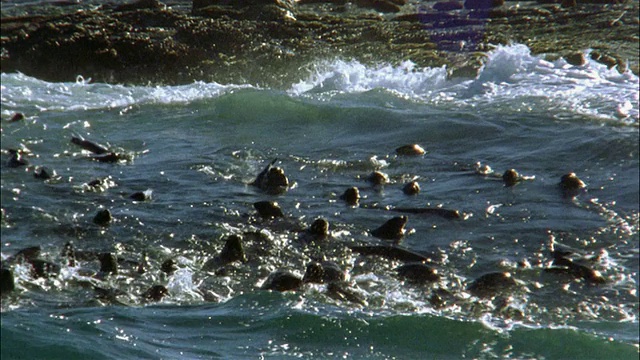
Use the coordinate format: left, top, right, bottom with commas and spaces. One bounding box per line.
1, 1, 636, 86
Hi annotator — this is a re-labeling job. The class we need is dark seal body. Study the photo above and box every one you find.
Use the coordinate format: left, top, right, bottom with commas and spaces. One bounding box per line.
371, 216, 408, 241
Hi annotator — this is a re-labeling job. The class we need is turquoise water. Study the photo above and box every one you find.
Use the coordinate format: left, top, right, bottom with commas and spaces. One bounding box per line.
1, 45, 639, 359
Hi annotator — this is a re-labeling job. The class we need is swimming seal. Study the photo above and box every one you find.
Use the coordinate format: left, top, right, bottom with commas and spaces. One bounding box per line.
395, 262, 440, 283
250, 159, 289, 194
143, 285, 169, 302
202, 234, 247, 271
33, 166, 57, 180
326, 282, 367, 306
130, 189, 153, 201
6, 149, 29, 168
253, 201, 284, 219
340, 187, 360, 206
348, 244, 430, 262
367, 171, 390, 186
559, 172, 586, 193
93, 209, 112, 226
371, 215, 408, 241
261, 270, 303, 292
0, 268, 15, 295
402, 181, 420, 195
9, 113, 25, 122
390, 207, 461, 220
161, 259, 178, 275
467, 272, 517, 298
71, 136, 109, 155
395, 144, 426, 156
502, 169, 520, 187
299, 218, 330, 244
303, 261, 345, 284
98, 253, 118, 275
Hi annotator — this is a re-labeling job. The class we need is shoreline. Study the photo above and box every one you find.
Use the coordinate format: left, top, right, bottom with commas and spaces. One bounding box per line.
1, 0, 638, 86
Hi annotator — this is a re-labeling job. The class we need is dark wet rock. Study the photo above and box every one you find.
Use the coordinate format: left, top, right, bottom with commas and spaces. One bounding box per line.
1, 268, 16, 295
391, 207, 461, 220
9, 113, 25, 122
303, 261, 345, 284
254, 201, 285, 219
367, 171, 390, 186
261, 270, 303, 292
433, 1, 464, 11
464, 0, 504, 9
93, 209, 112, 226
354, 0, 404, 13
70, 136, 109, 155
161, 259, 178, 275
98, 252, 118, 275
371, 215, 407, 241
143, 284, 169, 301
349, 244, 430, 262
130, 189, 153, 201
395, 144, 425, 156
395, 262, 440, 283
340, 187, 361, 206
250, 159, 289, 195
502, 168, 520, 187
402, 181, 420, 195
467, 272, 517, 297
326, 281, 367, 306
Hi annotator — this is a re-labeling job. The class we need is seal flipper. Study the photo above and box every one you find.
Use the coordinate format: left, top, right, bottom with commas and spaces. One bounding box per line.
250, 158, 278, 187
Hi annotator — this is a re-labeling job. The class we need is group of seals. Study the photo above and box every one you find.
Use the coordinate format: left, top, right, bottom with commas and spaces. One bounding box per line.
1, 137, 604, 314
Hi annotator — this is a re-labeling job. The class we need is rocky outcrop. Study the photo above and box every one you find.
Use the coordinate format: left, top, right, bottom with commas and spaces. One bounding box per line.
0, 0, 637, 86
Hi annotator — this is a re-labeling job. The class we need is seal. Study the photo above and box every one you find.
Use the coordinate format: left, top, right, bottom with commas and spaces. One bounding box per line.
326, 282, 367, 306
9, 112, 25, 122
467, 272, 517, 298
130, 189, 153, 201
340, 187, 360, 206
502, 169, 520, 187
250, 159, 289, 194
202, 234, 247, 271
298, 218, 330, 244
143, 285, 169, 302
371, 215, 408, 241
161, 259, 178, 275
348, 244, 430, 262
33, 166, 57, 180
366, 171, 389, 186
253, 201, 284, 219
98, 252, 119, 275
395, 144, 426, 156
402, 181, 420, 195
395, 262, 440, 283
391, 207, 461, 220
1, 268, 15, 296
261, 270, 303, 292
302, 261, 345, 284
559, 172, 586, 193
71, 136, 109, 155
544, 250, 606, 284
6, 149, 29, 168
93, 209, 112, 226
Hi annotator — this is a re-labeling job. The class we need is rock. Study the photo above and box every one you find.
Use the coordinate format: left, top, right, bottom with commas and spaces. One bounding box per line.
563, 51, 586, 66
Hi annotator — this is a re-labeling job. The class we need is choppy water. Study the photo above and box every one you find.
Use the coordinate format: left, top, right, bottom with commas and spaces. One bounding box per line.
2, 44, 639, 359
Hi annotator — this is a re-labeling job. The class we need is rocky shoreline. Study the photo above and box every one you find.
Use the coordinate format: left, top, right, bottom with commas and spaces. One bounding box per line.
1, 0, 638, 86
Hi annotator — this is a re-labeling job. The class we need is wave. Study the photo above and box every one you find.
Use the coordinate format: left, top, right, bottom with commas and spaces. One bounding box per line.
2, 44, 638, 123
2, 292, 638, 359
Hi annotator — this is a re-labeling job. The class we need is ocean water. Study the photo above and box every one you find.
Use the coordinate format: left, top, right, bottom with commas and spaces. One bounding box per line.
1, 44, 639, 359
